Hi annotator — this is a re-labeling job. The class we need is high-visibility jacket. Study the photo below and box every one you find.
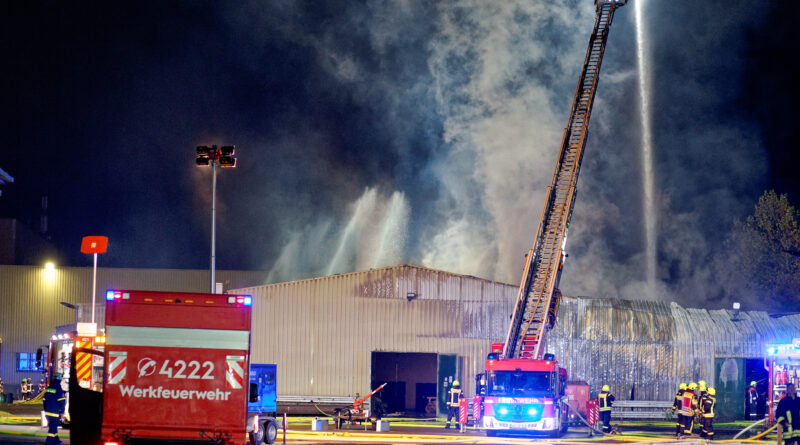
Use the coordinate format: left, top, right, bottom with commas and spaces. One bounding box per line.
776, 395, 800, 440
747, 387, 759, 405
599, 391, 615, 412
673, 389, 684, 411
679, 390, 697, 416
43, 384, 66, 417
448, 387, 461, 407
700, 394, 715, 418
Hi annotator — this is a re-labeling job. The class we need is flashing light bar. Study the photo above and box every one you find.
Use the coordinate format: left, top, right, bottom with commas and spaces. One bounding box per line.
105, 290, 132, 301
766, 344, 800, 356
227, 295, 252, 306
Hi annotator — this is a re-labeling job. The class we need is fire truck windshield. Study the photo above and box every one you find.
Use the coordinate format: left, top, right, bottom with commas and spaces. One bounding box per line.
487, 370, 554, 397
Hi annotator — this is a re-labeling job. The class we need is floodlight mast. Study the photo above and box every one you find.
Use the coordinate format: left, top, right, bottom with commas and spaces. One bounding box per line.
195, 145, 237, 293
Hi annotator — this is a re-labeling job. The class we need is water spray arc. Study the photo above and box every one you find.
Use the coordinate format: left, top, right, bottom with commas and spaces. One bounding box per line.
325, 189, 378, 276
635, 0, 657, 289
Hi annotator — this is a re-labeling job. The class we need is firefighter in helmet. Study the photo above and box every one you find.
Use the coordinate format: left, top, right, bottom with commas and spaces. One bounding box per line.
699, 387, 716, 439
599, 384, 615, 434
445, 380, 461, 429
680, 382, 699, 437
672, 383, 687, 437
747, 380, 760, 420
43, 375, 66, 444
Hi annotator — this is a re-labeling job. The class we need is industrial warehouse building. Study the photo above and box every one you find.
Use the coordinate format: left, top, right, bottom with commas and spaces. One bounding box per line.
2, 263, 799, 419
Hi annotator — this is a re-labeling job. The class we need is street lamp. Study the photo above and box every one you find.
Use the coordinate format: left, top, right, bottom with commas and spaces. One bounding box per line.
196, 145, 237, 293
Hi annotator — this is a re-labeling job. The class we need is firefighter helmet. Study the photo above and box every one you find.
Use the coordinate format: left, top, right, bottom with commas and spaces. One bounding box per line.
750, 380, 757, 387
602, 384, 610, 392
708, 388, 716, 396
688, 382, 697, 390
452, 380, 460, 387
679, 383, 687, 390
698, 380, 707, 390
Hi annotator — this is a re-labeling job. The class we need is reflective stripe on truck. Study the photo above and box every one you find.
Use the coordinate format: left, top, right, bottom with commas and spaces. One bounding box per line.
106, 326, 250, 349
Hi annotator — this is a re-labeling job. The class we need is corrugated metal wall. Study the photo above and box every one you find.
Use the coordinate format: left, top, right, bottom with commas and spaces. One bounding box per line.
235, 265, 800, 403
0, 265, 266, 394
548, 297, 800, 400
4, 262, 798, 405
236, 265, 515, 399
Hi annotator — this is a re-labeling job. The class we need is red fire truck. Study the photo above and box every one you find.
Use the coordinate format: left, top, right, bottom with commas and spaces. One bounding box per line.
67, 289, 259, 444
481, 352, 569, 437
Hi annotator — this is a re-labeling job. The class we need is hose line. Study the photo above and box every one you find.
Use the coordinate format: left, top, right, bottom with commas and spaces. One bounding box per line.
732, 417, 767, 440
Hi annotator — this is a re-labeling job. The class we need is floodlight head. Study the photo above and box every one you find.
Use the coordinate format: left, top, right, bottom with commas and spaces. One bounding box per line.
197, 146, 211, 155
220, 145, 236, 156
219, 156, 237, 168
196, 156, 210, 166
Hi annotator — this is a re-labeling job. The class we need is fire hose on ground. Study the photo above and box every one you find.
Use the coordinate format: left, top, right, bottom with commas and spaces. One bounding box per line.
565, 400, 612, 437
732, 417, 776, 441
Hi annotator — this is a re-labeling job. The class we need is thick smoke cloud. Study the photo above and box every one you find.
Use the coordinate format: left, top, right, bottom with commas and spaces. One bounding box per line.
3, 1, 790, 310
238, 1, 774, 311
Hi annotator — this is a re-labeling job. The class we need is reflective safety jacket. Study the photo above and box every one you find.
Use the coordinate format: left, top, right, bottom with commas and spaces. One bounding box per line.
43, 384, 66, 417
599, 391, 615, 412
448, 387, 461, 407
700, 394, 715, 418
747, 387, 759, 405
776, 395, 800, 440
673, 389, 685, 411
679, 390, 697, 416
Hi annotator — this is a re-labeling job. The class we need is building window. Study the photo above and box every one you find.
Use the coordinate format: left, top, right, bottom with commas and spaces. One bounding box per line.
16, 352, 47, 372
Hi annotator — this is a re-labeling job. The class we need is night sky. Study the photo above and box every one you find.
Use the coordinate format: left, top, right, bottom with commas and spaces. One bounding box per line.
2, 1, 799, 309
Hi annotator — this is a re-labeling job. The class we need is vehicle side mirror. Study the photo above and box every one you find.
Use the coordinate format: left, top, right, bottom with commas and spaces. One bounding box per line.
36, 348, 43, 368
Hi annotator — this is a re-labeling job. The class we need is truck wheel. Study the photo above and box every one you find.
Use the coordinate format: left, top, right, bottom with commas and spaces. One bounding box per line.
263, 420, 278, 444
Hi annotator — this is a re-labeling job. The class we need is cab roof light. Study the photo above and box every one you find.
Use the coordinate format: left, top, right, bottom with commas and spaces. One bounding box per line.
244, 296, 252, 306
106, 291, 114, 301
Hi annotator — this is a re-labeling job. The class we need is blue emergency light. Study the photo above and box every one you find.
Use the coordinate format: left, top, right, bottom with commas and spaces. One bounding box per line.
107, 290, 115, 300
227, 295, 253, 306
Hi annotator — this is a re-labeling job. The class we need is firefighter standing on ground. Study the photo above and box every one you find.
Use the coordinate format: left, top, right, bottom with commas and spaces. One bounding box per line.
598, 385, 615, 434
43, 376, 66, 444
776, 382, 800, 445
747, 380, 759, 420
680, 382, 698, 437
445, 380, 461, 429
672, 383, 687, 437
699, 387, 716, 439
695, 380, 707, 434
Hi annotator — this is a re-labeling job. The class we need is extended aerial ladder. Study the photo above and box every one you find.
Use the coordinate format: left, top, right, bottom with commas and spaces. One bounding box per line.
503, 0, 627, 360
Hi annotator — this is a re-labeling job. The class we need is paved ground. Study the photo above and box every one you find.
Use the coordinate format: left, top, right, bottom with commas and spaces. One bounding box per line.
1, 402, 774, 445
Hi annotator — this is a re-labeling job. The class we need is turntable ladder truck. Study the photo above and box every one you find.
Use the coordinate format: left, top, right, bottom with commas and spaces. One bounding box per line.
481, 0, 627, 436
